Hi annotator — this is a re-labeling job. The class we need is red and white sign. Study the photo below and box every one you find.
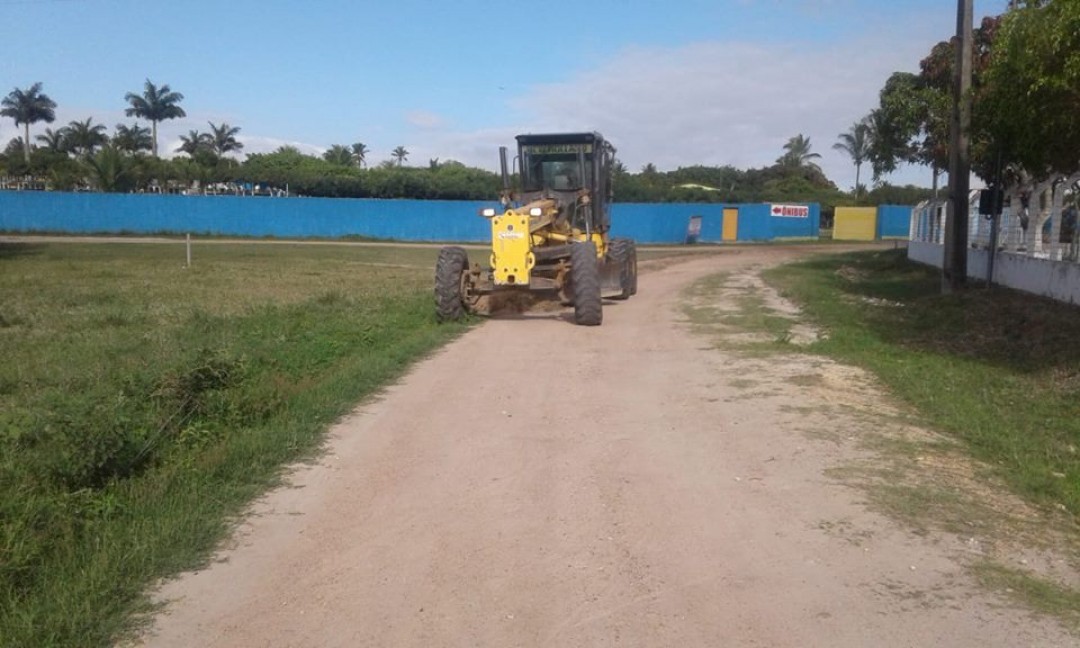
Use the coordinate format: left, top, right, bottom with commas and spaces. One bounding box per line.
770, 204, 810, 218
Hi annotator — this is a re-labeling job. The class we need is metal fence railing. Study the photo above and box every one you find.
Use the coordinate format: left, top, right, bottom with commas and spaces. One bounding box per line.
911, 174, 1080, 263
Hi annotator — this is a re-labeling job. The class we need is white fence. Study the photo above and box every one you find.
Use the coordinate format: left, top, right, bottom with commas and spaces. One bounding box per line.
908, 174, 1080, 304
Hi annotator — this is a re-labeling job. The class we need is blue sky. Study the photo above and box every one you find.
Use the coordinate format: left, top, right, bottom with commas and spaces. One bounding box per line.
3, 0, 1009, 190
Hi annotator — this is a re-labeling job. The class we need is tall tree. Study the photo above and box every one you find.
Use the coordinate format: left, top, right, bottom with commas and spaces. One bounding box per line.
870, 16, 1001, 183
113, 123, 152, 154
176, 130, 211, 157
124, 79, 185, 157
64, 118, 109, 157
1, 83, 58, 163
392, 145, 409, 167
777, 134, 822, 170
833, 119, 873, 197
351, 142, 368, 168
323, 144, 353, 165
208, 121, 243, 157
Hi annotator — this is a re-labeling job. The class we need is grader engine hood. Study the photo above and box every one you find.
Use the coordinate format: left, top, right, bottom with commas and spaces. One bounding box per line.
485, 199, 557, 286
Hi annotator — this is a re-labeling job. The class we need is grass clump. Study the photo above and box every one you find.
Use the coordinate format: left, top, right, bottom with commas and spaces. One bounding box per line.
0, 241, 470, 647
764, 249, 1080, 520
972, 562, 1080, 630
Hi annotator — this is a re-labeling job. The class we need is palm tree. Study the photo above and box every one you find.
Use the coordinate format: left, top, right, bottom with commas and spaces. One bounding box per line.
113, 123, 153, 154
391, 145, 409, 167
833, 119, 873, 198
323, 144, 353, 165
84, 144, 135, 192
124, 79, 185, 157
777, 134, 822, 170
351, 142, 368, 168
64, 118, 109, 157
641, 162, 658, 175
176, 130, 212, 157
36, 127, 69, 153
208, 121, 243, 156
1, 83, 58, 163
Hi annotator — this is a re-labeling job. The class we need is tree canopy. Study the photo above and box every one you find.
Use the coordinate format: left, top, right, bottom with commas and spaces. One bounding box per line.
981, 0, 1080, 176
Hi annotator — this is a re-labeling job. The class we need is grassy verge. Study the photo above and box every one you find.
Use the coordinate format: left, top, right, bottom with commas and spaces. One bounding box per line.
0, 242, 471, 646
764, 248, 1080, 517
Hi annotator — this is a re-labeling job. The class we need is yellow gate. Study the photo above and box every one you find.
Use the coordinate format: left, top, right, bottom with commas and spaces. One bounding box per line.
833, 207, 877, 241
722, 208, 738, 242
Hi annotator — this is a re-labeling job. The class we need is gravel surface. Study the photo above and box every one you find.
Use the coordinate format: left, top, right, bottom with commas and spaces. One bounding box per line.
138, 246, 1072, 647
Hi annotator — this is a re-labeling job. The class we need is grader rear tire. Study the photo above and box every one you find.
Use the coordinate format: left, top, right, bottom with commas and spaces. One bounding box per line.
570, 242, 602, 326
608, 238, 635, 300
435, 246, 469, 322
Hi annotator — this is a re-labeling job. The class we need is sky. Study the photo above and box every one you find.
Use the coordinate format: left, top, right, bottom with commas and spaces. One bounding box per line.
2, 0, 1010, 191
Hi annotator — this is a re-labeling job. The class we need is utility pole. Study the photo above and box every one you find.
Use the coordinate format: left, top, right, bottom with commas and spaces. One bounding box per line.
943, 0, 973, 293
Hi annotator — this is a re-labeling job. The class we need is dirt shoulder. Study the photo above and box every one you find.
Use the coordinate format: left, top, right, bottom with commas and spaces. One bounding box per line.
136, 246, 1072, 647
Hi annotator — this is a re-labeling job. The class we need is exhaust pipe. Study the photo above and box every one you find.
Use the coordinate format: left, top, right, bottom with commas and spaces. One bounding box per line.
499, 146, 510, 192
499, 146, 511, 206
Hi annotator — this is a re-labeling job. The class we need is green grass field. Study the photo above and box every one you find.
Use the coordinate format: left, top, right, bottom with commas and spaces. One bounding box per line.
765, 249, 1080, 520
0, 241, 475, 647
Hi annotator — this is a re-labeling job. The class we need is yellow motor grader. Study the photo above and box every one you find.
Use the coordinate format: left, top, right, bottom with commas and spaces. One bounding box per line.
435, 132, 637, 326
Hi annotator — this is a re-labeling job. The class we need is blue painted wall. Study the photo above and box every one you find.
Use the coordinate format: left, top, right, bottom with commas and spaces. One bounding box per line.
0, 191, 821, 244
0, 192, 500, 242
605, 202, 820, 243
609, 203, 704, 243
877, 205, 912, 239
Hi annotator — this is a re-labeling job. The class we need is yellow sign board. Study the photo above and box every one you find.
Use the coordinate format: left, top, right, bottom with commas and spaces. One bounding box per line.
521, 144, 593, 155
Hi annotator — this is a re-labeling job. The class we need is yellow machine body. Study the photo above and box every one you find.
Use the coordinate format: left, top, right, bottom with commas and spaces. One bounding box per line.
487, 198, 605, 287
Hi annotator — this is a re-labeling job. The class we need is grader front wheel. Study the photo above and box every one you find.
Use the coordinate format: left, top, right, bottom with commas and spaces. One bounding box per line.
570, 242, 602, 326
435, 246, 470, 322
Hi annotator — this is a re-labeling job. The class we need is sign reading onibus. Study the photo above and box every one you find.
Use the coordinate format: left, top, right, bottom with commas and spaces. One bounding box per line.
770, 204, 810, 218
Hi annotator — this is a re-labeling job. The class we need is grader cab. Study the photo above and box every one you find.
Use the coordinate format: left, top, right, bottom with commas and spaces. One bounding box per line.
435, 132, 637, 326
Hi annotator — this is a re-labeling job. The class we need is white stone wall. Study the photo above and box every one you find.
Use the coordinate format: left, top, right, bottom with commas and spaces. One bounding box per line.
907, 242, 1080, 305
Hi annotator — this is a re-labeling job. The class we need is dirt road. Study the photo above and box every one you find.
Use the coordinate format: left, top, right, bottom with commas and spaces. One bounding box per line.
140, 246, 1072, 647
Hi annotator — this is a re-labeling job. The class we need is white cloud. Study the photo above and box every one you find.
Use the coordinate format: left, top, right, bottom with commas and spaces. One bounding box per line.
405, 110, 447, 130
506, 39, 923, 188
417, 35, 941, 190
396, 126, 521, 170
234, 135, 324, 157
